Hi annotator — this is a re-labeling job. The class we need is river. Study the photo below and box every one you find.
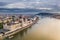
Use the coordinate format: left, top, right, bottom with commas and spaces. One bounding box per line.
2, 16, 60, 40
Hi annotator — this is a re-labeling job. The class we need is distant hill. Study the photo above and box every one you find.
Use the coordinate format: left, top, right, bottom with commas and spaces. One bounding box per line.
36, 13, 60, 19
36, 13, 54, 16
0, 8, 41, 13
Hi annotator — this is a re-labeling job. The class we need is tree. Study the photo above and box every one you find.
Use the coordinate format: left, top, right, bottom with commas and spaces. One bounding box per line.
0, 23, 3, 29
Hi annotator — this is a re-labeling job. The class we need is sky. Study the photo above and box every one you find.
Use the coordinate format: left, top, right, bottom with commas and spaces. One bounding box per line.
0, 0, 60, 10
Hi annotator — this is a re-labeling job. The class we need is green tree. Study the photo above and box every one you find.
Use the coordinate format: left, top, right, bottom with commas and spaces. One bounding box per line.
0, 23, 3, 29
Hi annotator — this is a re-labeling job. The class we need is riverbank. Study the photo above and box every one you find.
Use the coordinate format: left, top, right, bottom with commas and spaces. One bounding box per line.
9, 16, 60, 40
0, 15, 39, 40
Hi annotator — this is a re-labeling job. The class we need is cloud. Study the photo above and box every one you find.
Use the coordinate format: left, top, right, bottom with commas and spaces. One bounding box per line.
36, 8, 52, 10
4, 2, 26, 8
0, 1, 56, 10
3, 2, 46, 8
0, 0, 59, 11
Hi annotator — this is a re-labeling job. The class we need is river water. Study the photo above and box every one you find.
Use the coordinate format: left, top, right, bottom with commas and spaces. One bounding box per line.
2, 16, 60, 40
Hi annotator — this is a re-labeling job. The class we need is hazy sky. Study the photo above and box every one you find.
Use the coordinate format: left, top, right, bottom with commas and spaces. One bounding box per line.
0, 0, 60, 9
0, 0, 58, 3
